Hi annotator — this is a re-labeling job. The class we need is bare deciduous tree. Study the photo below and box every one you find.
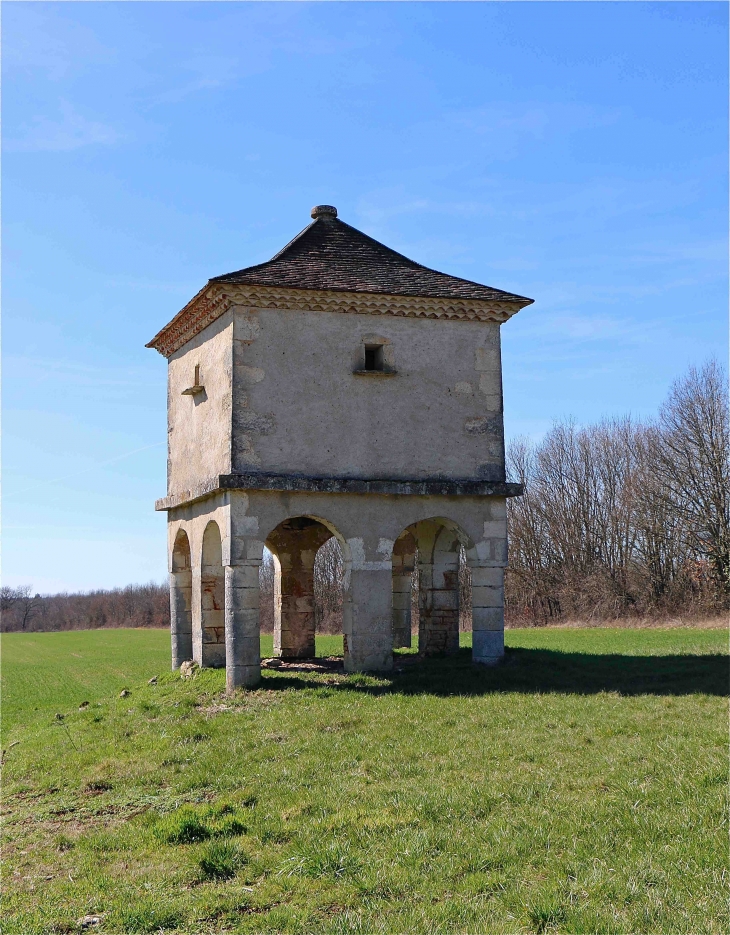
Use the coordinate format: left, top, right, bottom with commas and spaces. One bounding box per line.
314, 537, 344, 633
506, 359, 728, 624
654, 360, 730, 595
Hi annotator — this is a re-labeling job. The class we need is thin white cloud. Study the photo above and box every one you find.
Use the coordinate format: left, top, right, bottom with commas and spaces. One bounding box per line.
3, 356, 158, 388
3, 5, 113, 80
6, 101, 121, 153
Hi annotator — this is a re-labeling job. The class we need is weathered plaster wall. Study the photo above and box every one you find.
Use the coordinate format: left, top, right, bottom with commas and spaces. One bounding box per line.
229, 305, 504, 482
167, 310, 234, 495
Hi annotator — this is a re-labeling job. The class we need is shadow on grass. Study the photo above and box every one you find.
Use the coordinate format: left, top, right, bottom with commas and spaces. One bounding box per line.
262, 647, 729, 697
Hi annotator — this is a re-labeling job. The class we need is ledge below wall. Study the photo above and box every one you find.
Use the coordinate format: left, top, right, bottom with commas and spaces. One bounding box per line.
155, 473, 523, 511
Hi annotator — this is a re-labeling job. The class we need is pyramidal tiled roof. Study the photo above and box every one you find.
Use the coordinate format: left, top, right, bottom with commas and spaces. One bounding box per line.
209, 205, 533, 305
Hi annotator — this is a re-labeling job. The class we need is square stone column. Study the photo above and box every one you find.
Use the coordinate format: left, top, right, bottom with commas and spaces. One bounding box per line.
418, 554, 460, 656
170, 570, 193, 669
392, 532, 416, 649
471, 565, 505, 665
224, 562, 261, 690
191, 562, 204, 666
471, 501, 508, 665
267, 519, 333, 660
201, 569, 226, 667
344, 536, 393, 673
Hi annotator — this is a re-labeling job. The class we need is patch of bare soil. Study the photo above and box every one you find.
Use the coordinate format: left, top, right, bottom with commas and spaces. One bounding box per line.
260, 656, 344, 673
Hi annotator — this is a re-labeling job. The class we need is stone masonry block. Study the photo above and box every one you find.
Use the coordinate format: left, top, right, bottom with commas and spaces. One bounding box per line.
226, 564, 261, 589
392, 591, 412, 609
478, 372, 501, 395
475, 538, 508, 564
482, 520, 507, 538
230, 634, 261, 661
235, 515, 259, 536
432, 590, 459, 610
472, 629, 504, 664
471, 585, 504, 609
246, 539, 265, 561
228, 608, 260, 635
472, 606, 504, 631
229, 537, 263, 564
470, 566, 504, 588
475, 347, 500, 371
229, 586, 260, 610
226, 664, 261, 691
487, 499, 507, 520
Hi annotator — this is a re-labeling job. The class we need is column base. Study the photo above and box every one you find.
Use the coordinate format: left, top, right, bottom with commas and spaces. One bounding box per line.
392, 630, 412, 649
344, 653, 394, 674
171, 637, 193, 671
226, 664, 261, 691
472, 629, 504, 665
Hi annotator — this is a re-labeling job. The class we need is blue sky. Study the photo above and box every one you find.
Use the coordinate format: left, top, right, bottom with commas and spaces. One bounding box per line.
3, 1, 727, 593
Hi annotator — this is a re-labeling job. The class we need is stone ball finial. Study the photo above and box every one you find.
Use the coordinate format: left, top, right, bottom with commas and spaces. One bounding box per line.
311, 205, 337, 219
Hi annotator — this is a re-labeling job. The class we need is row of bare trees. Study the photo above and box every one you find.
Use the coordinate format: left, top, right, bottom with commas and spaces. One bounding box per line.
0, 582, 168, 632
505, 360, 729, 623
5, 361, 725, 632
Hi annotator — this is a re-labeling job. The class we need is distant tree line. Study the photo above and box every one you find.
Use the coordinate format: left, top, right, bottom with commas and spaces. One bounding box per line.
5, 360, 725, 633
0, 582, 168, 633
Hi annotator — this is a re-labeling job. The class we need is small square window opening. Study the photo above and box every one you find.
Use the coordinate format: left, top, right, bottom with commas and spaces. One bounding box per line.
364, 345, 385, 371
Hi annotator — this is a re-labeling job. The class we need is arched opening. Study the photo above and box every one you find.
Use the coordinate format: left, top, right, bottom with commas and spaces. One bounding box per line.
170, 528, 193, 669
264, 516, 346, 661
200, 520, 225, 667
393, 518, 473, 657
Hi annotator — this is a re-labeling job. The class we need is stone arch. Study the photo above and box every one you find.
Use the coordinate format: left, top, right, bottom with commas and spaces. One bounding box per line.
170, 527, 193, 669
200, 520, 225, 667
393, 517, 474, 657
265, 516, 340, 660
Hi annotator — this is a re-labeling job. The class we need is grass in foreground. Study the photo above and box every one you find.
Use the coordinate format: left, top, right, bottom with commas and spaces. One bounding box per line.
1, 628, 727, 934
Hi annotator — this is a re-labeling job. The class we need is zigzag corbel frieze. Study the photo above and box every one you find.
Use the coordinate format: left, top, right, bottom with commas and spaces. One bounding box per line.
151, 284, 524, 357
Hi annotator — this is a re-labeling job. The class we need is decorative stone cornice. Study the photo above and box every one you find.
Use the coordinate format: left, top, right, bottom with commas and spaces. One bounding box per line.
146, 283, 529, 358
155, 471, 523, 511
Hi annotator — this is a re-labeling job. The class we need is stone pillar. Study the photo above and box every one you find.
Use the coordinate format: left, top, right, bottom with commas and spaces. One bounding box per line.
225, 563, 261, 690
471, 566, 504, 664
471, 501, 508, 665
418, 548, 460, 656
170, 570, 192, 669
200, 561, 226, 668
170, 530, 193, 669
344, 536, 393, 673
191, 562, 203, 666
267, 519, 332, 660
392, 533, 416, 649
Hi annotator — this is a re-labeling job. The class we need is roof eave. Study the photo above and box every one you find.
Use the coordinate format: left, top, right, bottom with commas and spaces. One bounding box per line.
210, 275, 534, 307
146, 282, 532, 359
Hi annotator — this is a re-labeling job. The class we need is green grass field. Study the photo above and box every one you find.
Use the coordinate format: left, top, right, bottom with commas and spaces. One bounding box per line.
2, 627, 727, 934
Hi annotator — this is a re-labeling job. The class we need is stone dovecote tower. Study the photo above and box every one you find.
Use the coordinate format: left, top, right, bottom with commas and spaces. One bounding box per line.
147, 205, 533, 689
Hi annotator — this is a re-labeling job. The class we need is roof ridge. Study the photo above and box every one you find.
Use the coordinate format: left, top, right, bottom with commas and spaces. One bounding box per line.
206, 209, 533, 305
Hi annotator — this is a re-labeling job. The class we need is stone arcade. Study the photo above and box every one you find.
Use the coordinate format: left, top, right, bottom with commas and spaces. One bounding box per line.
147, 205, 533, 689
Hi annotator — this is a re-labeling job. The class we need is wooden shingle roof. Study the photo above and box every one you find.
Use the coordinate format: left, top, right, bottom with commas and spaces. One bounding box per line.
210, 205, 533, 304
